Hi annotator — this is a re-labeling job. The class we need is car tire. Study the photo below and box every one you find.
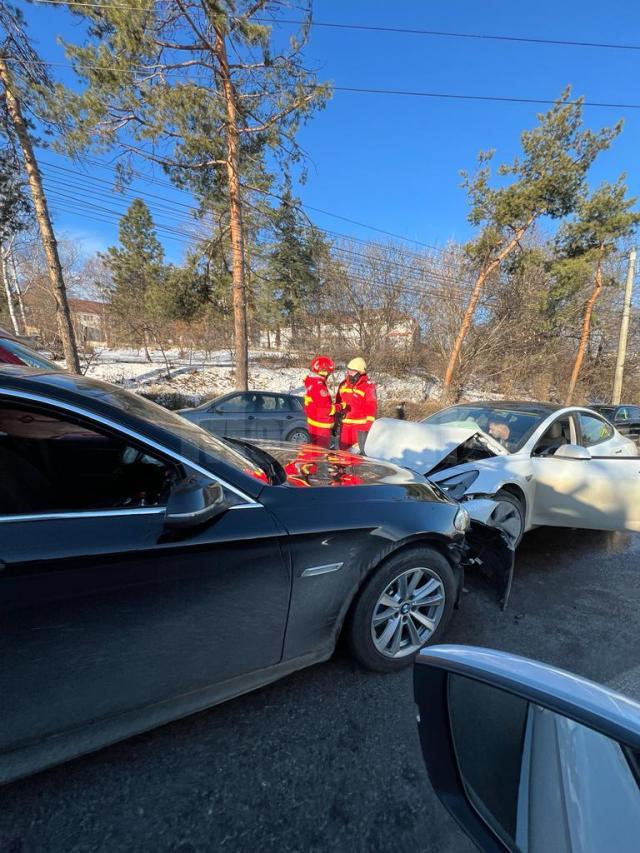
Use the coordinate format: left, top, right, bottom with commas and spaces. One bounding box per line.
494, 489, 525, 548
346, 546, 457, 673
286, 427, 309, 443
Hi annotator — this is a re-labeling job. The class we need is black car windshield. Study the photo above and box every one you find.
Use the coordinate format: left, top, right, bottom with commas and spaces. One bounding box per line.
0, 338, 59, 370
423, 405, 545, 452
48, 376, 267, 479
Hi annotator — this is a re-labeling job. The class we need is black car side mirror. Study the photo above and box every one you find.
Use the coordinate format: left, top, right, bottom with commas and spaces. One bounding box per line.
414, 645, 640, 852
165, 474, 228, 529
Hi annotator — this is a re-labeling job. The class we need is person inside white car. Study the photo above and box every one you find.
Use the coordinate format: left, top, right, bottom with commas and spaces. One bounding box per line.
488, 417, 511, 449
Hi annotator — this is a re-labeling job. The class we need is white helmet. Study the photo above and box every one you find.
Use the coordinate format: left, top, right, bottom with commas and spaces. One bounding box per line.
347, 357, 367, 373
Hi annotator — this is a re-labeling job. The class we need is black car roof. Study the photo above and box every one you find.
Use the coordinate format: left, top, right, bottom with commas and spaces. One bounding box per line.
0, 366, 266, 499
593, 403, 635, 408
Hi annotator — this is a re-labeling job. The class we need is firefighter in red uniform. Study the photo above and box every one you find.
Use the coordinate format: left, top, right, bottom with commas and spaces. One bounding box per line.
304, 356, 337, 448
336, 357, 377, 451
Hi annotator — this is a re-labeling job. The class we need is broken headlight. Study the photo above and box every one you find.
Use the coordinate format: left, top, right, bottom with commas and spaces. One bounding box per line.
438, 470, 480, 501
454, 506, 471, 532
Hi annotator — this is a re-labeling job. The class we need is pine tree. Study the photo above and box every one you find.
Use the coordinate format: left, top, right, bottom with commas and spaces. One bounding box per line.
555, 178, 640, 404
54, 0, 329, 388
267, 187, 322, 339
441, 89, 622, 399
102, 199, 165, 359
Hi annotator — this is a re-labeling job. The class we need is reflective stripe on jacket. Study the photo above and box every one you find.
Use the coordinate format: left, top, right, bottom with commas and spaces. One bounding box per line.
336, 374, 377, 430
304, 374, 335, 432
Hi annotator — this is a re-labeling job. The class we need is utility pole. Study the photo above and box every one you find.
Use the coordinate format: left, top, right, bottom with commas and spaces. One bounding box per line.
612, 248, 637, 404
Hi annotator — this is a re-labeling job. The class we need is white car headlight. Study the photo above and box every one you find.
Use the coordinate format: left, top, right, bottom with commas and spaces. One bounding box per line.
437, 470, 480, 501
454, 506, 471, 532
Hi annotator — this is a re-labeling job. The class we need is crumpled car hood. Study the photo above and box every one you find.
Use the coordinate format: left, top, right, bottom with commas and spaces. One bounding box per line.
363, 417, 508, 475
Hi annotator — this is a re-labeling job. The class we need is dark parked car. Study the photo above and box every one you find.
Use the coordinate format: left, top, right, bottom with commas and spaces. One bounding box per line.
178, 390, 309, 443
592, 404, 640, 441
0, 326, 59, 370
0, 366, 509, 784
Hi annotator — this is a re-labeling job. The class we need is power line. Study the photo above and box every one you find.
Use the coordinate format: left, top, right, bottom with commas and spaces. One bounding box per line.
34, 3, 640, 53
6, 56, 640, 111
330, 86, 640, 111
45, 196, 628, 329
45, 176, 466, 293
44, 191, 479, 304
46, 186, 198, 239
40, 161, 481, 295
259, 17, 640, 53
41, 155, 452, 259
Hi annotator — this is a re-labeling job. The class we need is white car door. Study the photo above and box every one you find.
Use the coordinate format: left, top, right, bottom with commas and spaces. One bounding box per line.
531, 452, 640, 532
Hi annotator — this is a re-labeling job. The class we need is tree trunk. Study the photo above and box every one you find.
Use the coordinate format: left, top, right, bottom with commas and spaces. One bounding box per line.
142, 329, 152, 362
0, 55, 80, 373
565, 260, 604, 406
441, 221, 533, 399
0, 244, 20, 334
8, 241, 28, 332
213, 27, 248, 391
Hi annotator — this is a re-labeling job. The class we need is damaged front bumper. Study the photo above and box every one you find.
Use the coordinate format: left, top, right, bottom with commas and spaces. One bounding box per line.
461, 498, 517, 610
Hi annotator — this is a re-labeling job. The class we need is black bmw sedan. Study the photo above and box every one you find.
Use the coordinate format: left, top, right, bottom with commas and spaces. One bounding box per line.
0, 367, 502, 784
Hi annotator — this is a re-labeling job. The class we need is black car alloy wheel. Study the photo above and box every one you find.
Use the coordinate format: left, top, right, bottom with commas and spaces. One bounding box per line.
347, 546, 456, 673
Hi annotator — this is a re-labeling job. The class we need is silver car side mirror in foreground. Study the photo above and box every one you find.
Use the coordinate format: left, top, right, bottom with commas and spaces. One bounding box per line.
414, 646, 640, 853
554, 444, 591, 460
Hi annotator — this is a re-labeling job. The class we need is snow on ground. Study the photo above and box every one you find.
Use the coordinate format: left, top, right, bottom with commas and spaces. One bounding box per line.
80, 347, 514, 407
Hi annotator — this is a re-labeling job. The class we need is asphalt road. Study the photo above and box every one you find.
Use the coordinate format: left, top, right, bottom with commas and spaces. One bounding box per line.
2, 526, 640, 853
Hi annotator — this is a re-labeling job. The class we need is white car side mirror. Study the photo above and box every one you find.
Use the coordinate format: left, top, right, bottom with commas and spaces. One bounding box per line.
554, 444, 591, 460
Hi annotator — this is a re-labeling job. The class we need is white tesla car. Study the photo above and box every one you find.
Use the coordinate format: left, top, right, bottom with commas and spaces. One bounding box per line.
364, 401, 639, 545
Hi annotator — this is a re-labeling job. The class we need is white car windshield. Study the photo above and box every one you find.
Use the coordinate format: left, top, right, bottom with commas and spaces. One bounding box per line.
423, 405, 546, 452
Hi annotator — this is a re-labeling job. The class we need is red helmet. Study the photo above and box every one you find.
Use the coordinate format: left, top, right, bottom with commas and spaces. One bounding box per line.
311, 355, 335, 375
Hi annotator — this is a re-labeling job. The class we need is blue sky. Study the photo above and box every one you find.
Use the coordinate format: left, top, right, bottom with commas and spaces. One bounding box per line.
22, 0, 640, 262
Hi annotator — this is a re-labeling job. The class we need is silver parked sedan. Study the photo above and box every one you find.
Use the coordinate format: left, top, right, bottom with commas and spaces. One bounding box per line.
178, 391, 309, 442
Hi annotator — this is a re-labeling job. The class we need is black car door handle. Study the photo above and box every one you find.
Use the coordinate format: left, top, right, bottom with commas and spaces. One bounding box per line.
247, 415, 255, 420
286, 415, 294, 419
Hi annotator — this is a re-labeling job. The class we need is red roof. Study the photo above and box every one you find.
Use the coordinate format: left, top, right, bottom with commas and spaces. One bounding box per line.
68, 299, 107, 314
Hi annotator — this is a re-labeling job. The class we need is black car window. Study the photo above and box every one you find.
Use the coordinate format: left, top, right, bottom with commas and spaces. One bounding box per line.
29, 375, 269, 478
290, 396, 304, 412
579, 413, 614, 448
631, 407, 640, 419
0, 402, 178, 517
617, 407, 629, 421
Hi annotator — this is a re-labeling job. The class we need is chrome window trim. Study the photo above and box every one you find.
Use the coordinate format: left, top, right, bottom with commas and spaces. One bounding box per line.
0, 501, 254, 525
0, 508, 165, 524
0, 387, 259, 506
